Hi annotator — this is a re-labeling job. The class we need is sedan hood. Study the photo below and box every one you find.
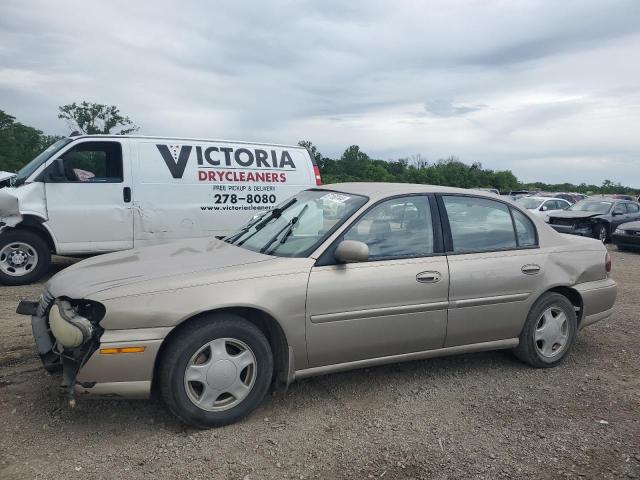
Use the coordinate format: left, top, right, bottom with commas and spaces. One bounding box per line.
48, 237, 275, 299
548, 211, 601, 219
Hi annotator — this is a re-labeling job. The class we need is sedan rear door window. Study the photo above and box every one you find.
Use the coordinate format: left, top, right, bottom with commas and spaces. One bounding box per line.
442, 196, 517, 252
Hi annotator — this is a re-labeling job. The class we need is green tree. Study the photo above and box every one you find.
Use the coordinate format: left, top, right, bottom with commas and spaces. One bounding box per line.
58, 101, 139, 135
0, 110, 62, 173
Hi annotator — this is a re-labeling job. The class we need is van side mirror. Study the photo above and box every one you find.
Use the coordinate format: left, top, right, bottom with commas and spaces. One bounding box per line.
540, 205, 548, 211
335, 240, 369, 263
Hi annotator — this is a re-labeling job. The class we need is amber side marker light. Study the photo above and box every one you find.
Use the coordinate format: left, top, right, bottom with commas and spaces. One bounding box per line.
100, 347, 146, 355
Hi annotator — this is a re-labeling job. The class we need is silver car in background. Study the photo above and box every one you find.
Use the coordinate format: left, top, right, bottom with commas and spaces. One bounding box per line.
18, 183, 617, 428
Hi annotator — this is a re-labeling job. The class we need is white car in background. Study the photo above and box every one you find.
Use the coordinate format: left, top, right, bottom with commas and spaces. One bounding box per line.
516, 196, 571, 216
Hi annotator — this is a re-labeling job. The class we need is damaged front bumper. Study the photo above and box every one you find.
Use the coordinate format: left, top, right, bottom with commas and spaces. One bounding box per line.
17, 291, 105, 405
18, 291, 167, 403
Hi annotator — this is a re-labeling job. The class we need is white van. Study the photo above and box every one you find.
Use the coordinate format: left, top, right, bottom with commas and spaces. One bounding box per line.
0, 135, 321, 285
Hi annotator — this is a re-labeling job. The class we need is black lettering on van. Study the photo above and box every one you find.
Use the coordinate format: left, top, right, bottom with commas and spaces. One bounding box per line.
196, 146, 203, 165
205, 147, 220, 165
220, 147, 233, 166
235, 148, 254, 167
255, 149, 270, 168
279, 151, 295, 169
157, 145, 192, 179
270, 150, 278, 168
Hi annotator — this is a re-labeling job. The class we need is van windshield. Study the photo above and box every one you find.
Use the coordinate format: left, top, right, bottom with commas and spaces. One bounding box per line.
225, 189, 368, 257
13, 138, 73, 186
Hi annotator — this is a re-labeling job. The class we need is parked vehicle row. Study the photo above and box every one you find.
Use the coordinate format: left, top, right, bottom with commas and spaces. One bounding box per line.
17, 184, 617, 428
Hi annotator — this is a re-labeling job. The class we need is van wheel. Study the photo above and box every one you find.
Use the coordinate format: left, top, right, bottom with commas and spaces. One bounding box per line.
159, 314, 273, 428
513, 292, 577, 368
0, 230, 51, 285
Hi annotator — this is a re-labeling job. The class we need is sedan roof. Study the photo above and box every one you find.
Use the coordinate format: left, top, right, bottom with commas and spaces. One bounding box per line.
316, 182, 492, 200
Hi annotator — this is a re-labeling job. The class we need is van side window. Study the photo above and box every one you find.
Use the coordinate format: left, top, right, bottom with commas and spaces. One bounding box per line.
51, 142, 123, 183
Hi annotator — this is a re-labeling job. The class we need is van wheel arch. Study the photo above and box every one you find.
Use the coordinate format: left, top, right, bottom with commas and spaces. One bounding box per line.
152, 307, 290, 395
13, 216, 56, 253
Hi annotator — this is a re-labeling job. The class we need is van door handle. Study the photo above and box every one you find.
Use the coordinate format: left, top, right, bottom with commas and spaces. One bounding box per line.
123, 187, 131, 203
416, 271, 441, 283
521, 264, 541, 275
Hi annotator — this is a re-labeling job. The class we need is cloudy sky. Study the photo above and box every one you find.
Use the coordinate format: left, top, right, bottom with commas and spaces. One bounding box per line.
1, 0, 639, 186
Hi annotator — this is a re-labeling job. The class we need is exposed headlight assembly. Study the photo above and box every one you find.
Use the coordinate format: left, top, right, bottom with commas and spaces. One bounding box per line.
49, 300, 93, 348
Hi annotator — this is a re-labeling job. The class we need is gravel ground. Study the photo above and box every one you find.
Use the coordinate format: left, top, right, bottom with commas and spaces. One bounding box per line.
0, 248, 638, 479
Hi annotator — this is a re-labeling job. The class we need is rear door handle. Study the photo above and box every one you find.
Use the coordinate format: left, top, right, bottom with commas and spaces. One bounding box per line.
416, 271, 441, 283
521, 264, 541, 275
123, 187, 131, 203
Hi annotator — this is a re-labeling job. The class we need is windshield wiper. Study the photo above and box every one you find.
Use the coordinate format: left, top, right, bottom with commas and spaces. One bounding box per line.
260, 204, 309, 255
232, 198, 298, 247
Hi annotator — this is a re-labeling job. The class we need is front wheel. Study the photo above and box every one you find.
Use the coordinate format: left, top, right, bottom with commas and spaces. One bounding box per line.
159, 314, 273, 428
0, 230, 51, 285
513, 292, 577, 368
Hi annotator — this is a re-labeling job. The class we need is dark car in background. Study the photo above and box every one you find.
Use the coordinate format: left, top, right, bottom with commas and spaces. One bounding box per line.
547, 199, 640, 243
612, 221, 640, 251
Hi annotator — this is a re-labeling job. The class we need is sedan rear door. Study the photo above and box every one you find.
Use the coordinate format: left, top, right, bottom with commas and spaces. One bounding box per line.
438, 194, 548, 347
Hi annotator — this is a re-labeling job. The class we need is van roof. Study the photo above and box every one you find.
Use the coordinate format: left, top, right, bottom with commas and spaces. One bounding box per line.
66, 134, 307, 150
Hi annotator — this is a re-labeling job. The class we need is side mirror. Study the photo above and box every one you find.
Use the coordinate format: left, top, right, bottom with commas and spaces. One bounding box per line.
540, 205, 548, 211
335, 240, 369, 264
613, 210, 623, 216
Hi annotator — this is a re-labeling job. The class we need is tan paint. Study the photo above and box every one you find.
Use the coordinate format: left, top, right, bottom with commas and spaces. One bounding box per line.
38, 183, 617, 397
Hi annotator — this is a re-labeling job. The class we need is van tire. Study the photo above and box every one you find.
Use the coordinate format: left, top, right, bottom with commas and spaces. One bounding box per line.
0, 230, 51, 285
159, 314, 273, 428
513, 292, 577, 368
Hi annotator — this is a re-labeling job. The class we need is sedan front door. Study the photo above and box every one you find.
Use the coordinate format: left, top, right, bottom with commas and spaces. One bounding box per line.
305, 195, 449, 367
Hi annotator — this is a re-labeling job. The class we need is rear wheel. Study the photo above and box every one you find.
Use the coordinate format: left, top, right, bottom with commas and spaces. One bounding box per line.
159, 314, 273, 428
593, 224, 608, 243
513, 292, 577, 368
0, 230, 50, 285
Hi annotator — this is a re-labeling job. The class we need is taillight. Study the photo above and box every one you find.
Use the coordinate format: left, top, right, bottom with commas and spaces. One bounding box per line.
605, 253, 612, 273
313, 165, 322, 186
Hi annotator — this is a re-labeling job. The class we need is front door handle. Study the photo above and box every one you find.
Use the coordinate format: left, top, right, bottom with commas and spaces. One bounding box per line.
416, 271, 441, 283
521, 264, 541, 275
123, 187, 131, 203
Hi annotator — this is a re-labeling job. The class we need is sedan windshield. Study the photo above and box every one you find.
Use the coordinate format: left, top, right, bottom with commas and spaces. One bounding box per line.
13, 138, 73, 186
516, 198, 543, 209
568, 200, 612, 214
225, 189, 368, 257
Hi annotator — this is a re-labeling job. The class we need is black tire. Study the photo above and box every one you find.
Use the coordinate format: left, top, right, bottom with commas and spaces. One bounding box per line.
0, 229, 51, 285
513, 292, 577, 368
593, 224, 608, 243
159, 314, 273, 428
